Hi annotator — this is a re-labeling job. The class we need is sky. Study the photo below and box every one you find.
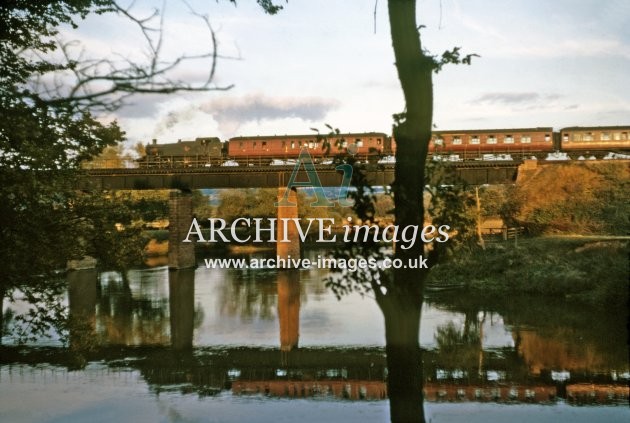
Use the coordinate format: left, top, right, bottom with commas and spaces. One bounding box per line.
68, 0, 630, 146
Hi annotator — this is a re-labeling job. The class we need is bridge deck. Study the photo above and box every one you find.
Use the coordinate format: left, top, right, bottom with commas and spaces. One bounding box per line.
81, 162, 521, 189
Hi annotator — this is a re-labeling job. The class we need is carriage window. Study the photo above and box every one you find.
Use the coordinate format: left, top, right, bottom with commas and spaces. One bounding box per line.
357, 140, 364, 147
291, 141, 295, 149
253, 142, 257, 148
613, 133, 621, 140
452, 136, 462, 145
471, 136, 480, 144
583, 132, 593, 141
601, 132, 611, 141
563, 134, 569, 142
622, 132, 628, 140
377, 138, 382, 145
487, 135, 497, 144
545, 134, 551, 142
308, 141, 315, 149
521, 135, 531, 143
341, 140, 348, 148
262, 141, 267, 147
434, 137, 444, 146
504, 135, 514, 144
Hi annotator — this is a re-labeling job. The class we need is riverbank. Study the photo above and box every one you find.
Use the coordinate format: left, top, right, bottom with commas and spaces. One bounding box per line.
142, 228, 628, 308
427, 237, 628, 307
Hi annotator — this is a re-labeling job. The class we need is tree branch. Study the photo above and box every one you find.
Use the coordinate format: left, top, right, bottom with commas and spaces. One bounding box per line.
24, 0, 238, 113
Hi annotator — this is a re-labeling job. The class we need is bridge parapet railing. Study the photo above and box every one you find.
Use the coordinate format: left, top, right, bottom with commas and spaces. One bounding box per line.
81, 159, 140, 169
83, 153, 529, 170
115, 154, 387, 169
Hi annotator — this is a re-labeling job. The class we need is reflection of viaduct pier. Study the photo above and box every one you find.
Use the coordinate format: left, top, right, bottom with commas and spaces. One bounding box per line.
60, 268, 630, 406
66, 266, 302, 352
81, 162, 520, 268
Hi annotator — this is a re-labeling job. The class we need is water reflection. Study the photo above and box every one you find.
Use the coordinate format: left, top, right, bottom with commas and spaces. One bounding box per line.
67, 269, 97, 349
169, 269, 195, 350
95, 270, 170, 345
278, 270, 300, 351
1, 345, 628, 406
1, 249, 629, 414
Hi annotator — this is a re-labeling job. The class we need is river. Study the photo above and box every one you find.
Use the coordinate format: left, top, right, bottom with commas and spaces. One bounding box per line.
1, 248, 628, 422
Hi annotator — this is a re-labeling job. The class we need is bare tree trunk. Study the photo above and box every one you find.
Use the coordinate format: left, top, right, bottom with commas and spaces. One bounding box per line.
385, 1, 435, 422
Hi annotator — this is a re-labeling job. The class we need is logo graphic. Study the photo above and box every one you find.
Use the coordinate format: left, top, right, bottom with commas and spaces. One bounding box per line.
275, 148, 353, 207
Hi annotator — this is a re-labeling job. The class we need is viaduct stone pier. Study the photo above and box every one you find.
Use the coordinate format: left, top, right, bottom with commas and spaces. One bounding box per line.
168, 190, 196, 269
276, 187, 300, 261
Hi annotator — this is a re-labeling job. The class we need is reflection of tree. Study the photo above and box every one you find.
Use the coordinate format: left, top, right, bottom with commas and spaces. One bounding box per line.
515, 328, 611, 375
427, 292, 630, 375
435, 321, 481, 371
96, 272, 170, 346
217, 266, 278, 321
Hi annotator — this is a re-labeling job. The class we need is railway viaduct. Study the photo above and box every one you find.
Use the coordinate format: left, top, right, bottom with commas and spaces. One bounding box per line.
81, 161, 521, 269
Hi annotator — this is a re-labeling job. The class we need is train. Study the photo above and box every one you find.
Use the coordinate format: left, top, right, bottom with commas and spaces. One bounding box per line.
137, 125, 630, 167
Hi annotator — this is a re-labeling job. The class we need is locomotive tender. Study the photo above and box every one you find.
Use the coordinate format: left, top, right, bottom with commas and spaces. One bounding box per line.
137, 125, 630, 167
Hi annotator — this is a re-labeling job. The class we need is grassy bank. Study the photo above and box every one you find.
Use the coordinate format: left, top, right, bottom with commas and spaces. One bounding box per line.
427, 237, 628, 308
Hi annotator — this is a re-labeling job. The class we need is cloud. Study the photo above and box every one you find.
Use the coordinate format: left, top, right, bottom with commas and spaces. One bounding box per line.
116, 94, 166, 118
152, 93, 339, 137
199, 94, 339, 123
472, 92, 562, 106
470, 92, 575, 113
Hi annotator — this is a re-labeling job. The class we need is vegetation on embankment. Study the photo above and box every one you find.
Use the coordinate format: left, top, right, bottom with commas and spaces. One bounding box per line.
427, 237, 628, 308
503, 161, 629, 235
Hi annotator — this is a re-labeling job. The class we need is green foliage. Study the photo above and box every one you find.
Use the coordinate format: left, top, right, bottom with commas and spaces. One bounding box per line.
320, 125, 478, 302
228, 0, 286, 15
431, 47, 479, 73
0, 1, 159, 344
477, 186, 508, 218
75, 194, 148, 270
5, 275, 68, 345
217, 189, 278, 222
427, 238, 628, 308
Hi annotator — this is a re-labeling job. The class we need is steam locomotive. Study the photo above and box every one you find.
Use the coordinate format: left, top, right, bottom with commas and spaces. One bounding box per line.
137, 125, 630, 167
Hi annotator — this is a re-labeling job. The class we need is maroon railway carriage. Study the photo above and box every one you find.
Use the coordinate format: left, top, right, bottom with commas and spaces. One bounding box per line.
428, 127, 555, 160
559, 126, 630, 158
227, 132, 388, 164
388, 128, 555, 160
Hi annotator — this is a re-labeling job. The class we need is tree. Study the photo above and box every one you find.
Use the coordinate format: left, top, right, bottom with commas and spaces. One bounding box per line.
321, 2, 476, 422
377, 3, 475, 421
0, 0, 277, 344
